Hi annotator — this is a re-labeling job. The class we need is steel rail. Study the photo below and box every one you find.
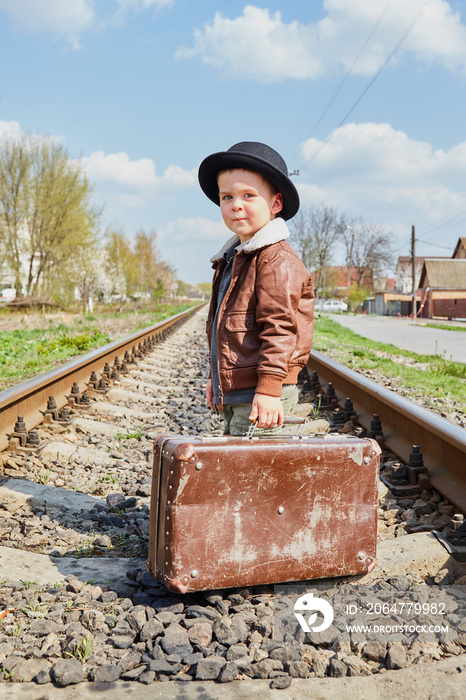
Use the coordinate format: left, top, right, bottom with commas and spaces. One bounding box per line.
309, 349, 466, 513
0, 305, 203, 452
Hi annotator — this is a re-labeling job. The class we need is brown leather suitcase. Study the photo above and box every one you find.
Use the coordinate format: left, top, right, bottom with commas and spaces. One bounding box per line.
147, 431, 380, 594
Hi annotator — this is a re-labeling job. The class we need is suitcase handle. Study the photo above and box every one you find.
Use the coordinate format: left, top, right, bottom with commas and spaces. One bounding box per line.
246, 415, 306, 439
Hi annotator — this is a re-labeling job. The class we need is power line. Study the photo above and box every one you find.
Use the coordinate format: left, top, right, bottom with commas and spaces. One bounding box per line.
303, 0, 393, 143
417, 204, 466, 239
305, 0, 433, 166
416, 238, 457, 250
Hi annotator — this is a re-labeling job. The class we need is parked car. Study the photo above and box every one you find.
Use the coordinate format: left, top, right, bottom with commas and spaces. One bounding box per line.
0, 288, 16, 302
320, 299, 348, 313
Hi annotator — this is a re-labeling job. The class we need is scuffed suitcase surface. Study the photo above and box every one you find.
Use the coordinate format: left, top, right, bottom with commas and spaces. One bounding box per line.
148, 435, 379, 593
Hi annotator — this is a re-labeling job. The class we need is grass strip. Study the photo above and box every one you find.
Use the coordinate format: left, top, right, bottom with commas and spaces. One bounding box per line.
313, 315, 466, 406
0, 303, 197, 391
425, 322, 466, 332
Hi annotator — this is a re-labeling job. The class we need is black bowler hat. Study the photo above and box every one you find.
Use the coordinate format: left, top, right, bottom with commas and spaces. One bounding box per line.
198, 141, 300, 221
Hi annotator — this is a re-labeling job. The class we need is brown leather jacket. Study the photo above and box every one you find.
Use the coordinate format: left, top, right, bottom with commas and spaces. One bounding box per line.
206, 218, 314, 400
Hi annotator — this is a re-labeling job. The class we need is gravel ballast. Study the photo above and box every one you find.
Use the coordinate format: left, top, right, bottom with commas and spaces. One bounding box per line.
0, 309, 465, 688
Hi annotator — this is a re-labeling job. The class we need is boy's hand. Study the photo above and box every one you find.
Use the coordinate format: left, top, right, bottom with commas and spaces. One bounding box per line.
249, 393, 284, 429
206, 378, 215, 411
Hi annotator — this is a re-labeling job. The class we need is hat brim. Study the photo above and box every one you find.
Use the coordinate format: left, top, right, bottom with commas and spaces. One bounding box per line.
198, 151, 300, 221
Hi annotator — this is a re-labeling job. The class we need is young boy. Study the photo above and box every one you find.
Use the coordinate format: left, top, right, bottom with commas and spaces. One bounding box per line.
198, 141, 314, 435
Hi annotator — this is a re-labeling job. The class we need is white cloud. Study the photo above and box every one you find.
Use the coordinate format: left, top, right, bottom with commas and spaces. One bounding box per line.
0, 0, 94, 49
157, 217, 228, 283
0, 0, 174, 48
115, 0, 173, 12
80, 151, 158, 188
78, 150, 196, 207
301, 122, 466, 187
0, 121, 66, 148
159, 217, 225, 243
111, 0, 174, 25
297, 183, 345, 210
176, 6, 323, 82
177, 1, 466, 82
0, 120, 24, 141
298, 122, 466, 225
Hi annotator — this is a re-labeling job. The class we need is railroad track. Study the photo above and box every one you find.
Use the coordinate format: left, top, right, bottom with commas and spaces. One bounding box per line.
0, 305, 465, 693
0, 305, 203, 453
307, 350, 466, 515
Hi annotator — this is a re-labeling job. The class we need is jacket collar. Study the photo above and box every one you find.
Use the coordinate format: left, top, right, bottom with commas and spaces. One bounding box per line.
210, 217, 290, 263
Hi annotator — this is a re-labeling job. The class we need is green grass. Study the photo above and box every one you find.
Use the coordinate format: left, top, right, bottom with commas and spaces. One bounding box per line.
116, 427, 145, 441
313, 316, 466, 405
65, 635, 94, 662
0, 326, 111, 390
0, 303, 197, 391
425, 322, 466, 332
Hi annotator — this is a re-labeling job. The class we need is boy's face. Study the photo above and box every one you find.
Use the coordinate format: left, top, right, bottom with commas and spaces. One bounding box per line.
217, 169, 283, 243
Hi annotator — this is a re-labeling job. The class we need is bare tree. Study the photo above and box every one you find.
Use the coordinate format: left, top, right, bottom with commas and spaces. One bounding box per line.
288, 209, 314, 270
342, 220, 394, 289
290, 204, 348, 301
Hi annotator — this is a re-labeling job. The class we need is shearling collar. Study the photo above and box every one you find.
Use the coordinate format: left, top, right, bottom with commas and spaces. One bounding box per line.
210, 217, 290, 263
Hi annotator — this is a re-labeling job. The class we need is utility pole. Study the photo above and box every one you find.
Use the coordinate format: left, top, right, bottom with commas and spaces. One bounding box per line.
411, 224, 416, 323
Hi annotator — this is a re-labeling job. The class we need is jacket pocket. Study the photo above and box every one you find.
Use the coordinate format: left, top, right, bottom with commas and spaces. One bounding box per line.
225, 312, 258, 332
224, 312, 260, 366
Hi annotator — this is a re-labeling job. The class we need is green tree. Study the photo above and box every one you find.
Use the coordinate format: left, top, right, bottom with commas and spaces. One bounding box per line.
196, 282, 212, 299
134, 229, 160, 297
0, 132, 99, 298
0, 136, 30, 294
176, 279, 189, 297
151, 279, 165, 301
348, 283, 371, 311
104, 227, 137, 298
25, 135, 100, 296
104, 227, 176, 301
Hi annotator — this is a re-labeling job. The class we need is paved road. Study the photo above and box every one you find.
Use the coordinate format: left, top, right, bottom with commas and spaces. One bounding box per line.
326, 314, 466, 363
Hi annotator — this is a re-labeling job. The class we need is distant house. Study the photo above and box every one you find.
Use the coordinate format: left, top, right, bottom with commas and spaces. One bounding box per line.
394, 256, 448, 294
311, 266, 373, 298
418, 256, 466, 319
452, 237, 466, 259
376, 248, 464, 317
373, 257, 427, 316
0, 216, 41, 298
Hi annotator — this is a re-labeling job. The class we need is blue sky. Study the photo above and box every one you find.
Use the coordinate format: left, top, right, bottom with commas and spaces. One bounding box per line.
1, 0, 465, 283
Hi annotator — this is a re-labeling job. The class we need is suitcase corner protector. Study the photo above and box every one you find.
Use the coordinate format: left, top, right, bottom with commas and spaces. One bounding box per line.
146, 559, 156, 578
163, 575, 190, 595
